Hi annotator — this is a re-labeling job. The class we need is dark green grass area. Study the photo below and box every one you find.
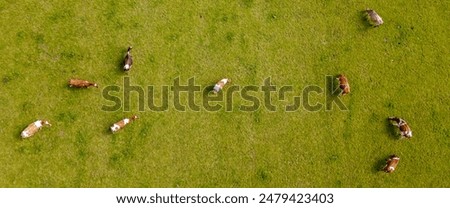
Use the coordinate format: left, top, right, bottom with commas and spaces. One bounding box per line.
0, 0, 448, 187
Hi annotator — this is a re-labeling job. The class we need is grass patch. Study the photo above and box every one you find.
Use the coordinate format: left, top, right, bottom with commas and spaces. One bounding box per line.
0, 0, 448, 187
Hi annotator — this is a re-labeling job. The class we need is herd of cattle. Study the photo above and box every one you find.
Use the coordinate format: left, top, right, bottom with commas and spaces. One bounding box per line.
19, 8, 410, 174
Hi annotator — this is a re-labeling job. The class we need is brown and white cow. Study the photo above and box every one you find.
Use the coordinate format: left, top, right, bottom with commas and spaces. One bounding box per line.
388, 117, 412, 138
365, 9, 384, 27
337, 74, 350, 96
212, 78, 230, 94
123, 46, 133, 71
383, 154, 400, 173
21, 120, 51, 138
68, 79, 98, 88
110, 115, 138, 133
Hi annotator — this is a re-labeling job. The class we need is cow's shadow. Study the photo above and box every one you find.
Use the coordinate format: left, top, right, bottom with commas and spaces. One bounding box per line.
372, 156, 388, 173
385, 119, 400, 140
116, 49, 127, 75
14, 124, 26, 140
326, 75, 337, 96
104, 125, 113, 136
202, 85, 215, 97
358, 10, 375, 31
325, 75, 343, 106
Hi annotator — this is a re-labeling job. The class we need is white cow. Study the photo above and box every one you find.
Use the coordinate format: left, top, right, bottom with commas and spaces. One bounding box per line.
21, 120, 51, 138
110, 115, 138, 133
212, 78, 230, 94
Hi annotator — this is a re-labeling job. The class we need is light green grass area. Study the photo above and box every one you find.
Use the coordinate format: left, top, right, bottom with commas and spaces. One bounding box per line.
0, 0, 448, 187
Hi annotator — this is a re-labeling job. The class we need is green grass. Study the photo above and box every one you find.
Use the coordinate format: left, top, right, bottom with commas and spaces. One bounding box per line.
0, 0, 449, 187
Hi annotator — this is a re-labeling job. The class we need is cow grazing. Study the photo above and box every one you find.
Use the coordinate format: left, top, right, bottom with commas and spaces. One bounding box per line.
110, 115, 138, 133
123, 46, 133, 71
388, 117, 413, 138
365, 9, 384, 27
337, 74, 350, 96
212, 78, 230, 94
21, 120, 51, 138
68, 79, 98, 88
383, 155, 400, 173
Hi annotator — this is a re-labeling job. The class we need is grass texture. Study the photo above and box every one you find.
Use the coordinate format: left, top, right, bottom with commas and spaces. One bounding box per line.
0, 0, 448, 187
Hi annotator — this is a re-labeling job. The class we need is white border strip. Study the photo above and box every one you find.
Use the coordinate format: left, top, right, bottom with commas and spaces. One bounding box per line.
0, 188, 448, 208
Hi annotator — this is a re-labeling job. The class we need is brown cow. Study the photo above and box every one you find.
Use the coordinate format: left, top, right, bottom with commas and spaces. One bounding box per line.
123, 46, 133, 71
110, 115, 138, 133
21, 120, 51, 138
69, 79, 98, 88
365, 9, 384, 27
388, 117, 412, 138
212, 78, 230, 94
337, 74, 350, 96
383, 155, 400, 173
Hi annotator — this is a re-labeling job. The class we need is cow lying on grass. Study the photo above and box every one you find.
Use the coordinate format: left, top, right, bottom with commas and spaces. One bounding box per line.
68, 79, 98, 88
365, 9, 384, 27
123, 46, 133, 71
110, 115, 138, 133
383, 155, 400, 173
212, 78, 230, 94
21, 120, 51, 138
337, 74, 350, 96
388, 117, 412, 138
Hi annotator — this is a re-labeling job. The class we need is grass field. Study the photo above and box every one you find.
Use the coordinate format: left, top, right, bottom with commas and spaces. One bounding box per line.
0, 0, 449, 187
